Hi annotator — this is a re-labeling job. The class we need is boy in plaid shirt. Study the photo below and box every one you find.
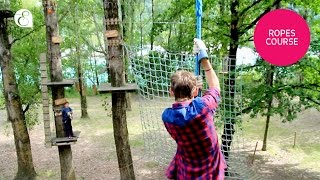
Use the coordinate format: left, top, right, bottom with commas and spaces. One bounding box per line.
162, 39, 226, 180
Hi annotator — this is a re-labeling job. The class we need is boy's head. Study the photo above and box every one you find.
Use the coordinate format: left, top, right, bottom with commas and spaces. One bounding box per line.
170, 70, 198, 101
64, 101, 69, 107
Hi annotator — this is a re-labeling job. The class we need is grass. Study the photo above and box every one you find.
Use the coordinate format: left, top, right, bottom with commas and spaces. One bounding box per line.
69, 94, 145, 149
243, 116, 295, 141
243, 114, 320, 173
38, 170, 57, 179
144, 161, 160, 168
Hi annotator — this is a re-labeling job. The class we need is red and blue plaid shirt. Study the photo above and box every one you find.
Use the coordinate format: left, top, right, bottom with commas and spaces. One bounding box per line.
162, 88, 226, 180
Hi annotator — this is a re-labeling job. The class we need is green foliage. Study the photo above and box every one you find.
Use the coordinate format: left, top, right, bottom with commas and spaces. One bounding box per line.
24, 104, 40, 130
65, 88, 81, 98
4, 1, 46, 127
241, 56, 320, 122
64, 87, 97, 98
59, 0, 106, 85
129, 0, 287, 53
0, 92, 4, 110
130, 50, 194, 96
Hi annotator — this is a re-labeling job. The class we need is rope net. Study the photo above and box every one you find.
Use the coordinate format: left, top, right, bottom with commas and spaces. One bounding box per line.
126, 46, 257, 179
122, 1, 257, 179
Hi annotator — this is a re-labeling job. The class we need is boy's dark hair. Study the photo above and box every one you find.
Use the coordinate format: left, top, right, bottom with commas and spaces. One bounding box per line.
170, 70, 196, 100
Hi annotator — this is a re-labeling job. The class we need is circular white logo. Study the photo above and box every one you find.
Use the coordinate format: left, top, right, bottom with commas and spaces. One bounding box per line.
14, 9, 33, 28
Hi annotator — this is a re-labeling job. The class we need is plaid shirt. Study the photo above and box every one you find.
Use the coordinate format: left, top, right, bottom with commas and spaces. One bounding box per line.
162, 88, 226, 180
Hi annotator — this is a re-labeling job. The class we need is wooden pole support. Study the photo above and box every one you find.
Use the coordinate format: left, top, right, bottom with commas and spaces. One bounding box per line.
252, 141, 258, 164
52, 36, 63, 44
43, 0, 76, 179
105, 30, 119, 38
103, 0, 135, 179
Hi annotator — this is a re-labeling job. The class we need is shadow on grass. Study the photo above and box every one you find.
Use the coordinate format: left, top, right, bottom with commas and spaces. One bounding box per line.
242, 152, 320, 180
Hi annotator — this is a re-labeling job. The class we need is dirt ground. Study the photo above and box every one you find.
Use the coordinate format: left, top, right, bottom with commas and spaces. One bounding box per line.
0, 96, 165, 180
0, 95, 320, 180
241, 108, 320, 180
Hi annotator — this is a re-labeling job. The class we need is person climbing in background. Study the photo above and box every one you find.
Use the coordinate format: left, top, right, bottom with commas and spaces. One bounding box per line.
61, 100, 74, 139
162, 38, 227, 180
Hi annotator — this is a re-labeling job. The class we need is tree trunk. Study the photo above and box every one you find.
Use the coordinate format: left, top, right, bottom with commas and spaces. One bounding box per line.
76, 46, 88, 118
112, 92, 134, 178
103, 0, 135, 179
42, 1, 76, 179
150, 0, 154, 50
73, 4, 88, 118
121, 0, 132, 111
94, 58, 99, 86
0, 13, 36, 180
262, 0, 280, 152
262, 111, 271, 151
167, 24, 172, 47
177, 12, 183, 50
139, 8, 143, 49
262, 66, 275, 151
221, 0, 239, 162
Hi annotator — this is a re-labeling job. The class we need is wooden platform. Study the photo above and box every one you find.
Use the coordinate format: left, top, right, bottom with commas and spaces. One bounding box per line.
98, 83, 138, 93
47, 79, 75, 87
51, 131, 81, 146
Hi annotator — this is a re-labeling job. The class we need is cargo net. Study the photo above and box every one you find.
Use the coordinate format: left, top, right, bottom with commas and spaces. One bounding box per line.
126, 45, 258, 179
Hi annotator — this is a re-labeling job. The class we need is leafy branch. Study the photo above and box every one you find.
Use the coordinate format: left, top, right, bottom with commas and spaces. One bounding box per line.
239, 0, 281, 35
11, 11, 70, 45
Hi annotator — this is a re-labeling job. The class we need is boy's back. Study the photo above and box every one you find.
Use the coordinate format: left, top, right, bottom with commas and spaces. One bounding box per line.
161, 39, 226, 180
162, 88, 226, 180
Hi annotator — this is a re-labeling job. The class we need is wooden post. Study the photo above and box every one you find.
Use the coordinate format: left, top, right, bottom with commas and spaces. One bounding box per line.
293, 132, 297, 148
252, 141, 258, 164
103, 1, 135, 179
42, 1, 76, 179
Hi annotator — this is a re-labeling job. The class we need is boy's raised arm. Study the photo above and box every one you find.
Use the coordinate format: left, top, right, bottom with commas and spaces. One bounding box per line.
193, 38, 220, 91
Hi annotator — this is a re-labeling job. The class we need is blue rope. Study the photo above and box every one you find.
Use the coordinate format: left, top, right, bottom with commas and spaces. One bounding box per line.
195, 0, 202, 96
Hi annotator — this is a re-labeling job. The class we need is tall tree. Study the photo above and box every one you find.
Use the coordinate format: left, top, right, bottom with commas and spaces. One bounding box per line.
261, 65, 275, 151
240, 0, 320, 151
76, 42, 89, 118
0, 10, 36, 180
42, 1, 76, 179
150, 0, 155, 50
74, 2, 88, 118
221, 0, 281, 161
103, 0, 135, 179
260, 2, 280, 151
